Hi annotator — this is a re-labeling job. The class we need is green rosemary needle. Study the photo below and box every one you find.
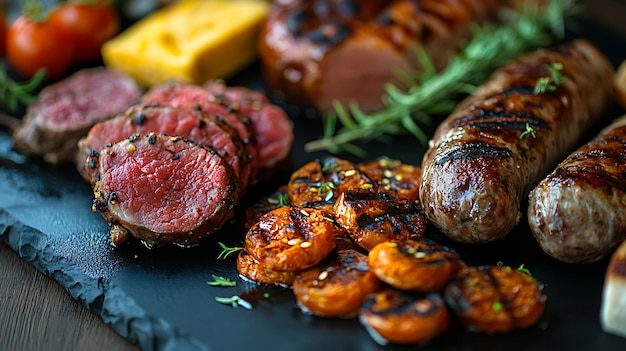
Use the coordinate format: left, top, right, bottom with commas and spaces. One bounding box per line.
304, 0, 575, 156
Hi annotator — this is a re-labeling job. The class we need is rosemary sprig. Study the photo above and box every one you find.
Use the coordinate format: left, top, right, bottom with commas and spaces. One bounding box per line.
305, 0, 575, 156
0, 63, 46, 113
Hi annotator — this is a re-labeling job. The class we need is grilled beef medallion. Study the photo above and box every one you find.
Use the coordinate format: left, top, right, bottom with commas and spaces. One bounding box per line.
12, 67, 142, 164
141, 82, 258, 190
419, 39, 615, 244
77, 105, 245, 193
88, 133, 240, 249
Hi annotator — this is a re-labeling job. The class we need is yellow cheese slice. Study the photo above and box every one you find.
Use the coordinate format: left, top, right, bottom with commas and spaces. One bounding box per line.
101, 0, 269, 87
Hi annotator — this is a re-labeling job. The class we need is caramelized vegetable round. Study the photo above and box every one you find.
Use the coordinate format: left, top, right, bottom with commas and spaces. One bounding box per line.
368, 238, 464, 291
359, 289, 450, 345
444, 265, 546, 334
236, 249, 296, 287
293, 249, 379, 317
245, 206, 339, 271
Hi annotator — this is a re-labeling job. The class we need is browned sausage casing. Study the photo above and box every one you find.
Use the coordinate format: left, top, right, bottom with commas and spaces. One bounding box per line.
528, 115, 626, 263
419, 40, 615, 243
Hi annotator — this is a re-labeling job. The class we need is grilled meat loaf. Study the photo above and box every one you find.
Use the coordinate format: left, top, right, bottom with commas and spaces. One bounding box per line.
419, 39, 615, 243
258, 0, 500, 114
528, 114, 626, 263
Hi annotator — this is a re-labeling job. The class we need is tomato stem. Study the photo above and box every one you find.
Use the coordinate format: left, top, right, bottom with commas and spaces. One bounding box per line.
22, 0, 47, 22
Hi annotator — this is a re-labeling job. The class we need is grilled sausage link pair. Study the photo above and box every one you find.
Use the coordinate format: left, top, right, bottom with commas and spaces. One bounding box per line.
419, 39, 615, 244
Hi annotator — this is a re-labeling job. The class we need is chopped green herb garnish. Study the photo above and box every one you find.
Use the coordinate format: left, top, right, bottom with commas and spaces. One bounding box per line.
319, 182, 337, 201
534, 62, 564, 94
492, 300, 503, 312
217, 242, 242, 259
207, 275, 237, 287
519, 122, 537, 139
267, 193, 290, 207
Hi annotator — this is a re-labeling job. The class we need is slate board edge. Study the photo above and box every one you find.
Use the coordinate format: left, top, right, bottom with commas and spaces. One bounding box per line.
0, 209, 210, 351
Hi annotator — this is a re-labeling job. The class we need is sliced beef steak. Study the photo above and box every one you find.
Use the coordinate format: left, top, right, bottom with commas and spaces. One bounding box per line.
141, 82, 258, 185
12, 67, 142, 163
89, 133, 240, 248
205, 81, 294, 182
77, 105, 246, 194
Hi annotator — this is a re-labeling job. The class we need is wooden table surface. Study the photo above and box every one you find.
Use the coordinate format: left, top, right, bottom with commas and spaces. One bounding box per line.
1, 1, 625, 350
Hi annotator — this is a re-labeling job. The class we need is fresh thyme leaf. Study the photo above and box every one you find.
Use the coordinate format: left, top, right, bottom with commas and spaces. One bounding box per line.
217, 242, 242, 259
207, 275, 237, 287
305, 0, 575, 156
519, 123, 537, 139
267, 193, 290, 207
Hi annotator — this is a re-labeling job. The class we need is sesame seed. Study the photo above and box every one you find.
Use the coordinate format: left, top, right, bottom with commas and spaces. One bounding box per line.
344, 169, 356, 177
383, 170, 393, 178
300, 241, 312, 248
360, 184, 373, 189
414, 252, 427, 258
287, 238, 300, 245
300, 209, 310, 216
318, 271, 329, 280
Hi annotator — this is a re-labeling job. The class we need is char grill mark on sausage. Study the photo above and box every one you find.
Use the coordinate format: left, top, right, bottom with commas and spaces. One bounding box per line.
419, 40, 615, 244
434, 142, 512, 166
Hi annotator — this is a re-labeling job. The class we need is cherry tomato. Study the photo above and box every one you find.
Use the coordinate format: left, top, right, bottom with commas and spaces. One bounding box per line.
7, 15, 74, 80
49, 1, 120, 64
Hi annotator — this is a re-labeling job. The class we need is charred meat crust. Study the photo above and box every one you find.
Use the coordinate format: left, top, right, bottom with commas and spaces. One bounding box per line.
528, 115, 626, 263
419, 39, 615, 243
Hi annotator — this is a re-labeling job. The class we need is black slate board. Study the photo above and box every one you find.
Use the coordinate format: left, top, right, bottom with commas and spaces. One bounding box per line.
3, 9, 626, 351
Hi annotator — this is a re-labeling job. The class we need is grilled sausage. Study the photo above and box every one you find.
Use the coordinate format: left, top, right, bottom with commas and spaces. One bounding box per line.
419, 39, 615, 243
528, 114, 626, 263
